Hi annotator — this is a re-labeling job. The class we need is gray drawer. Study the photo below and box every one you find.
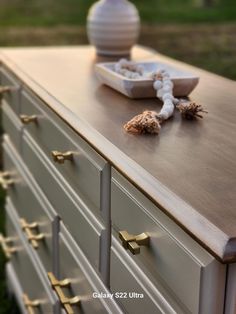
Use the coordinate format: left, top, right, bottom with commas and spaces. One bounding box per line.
21, 87, 106, 215
51, 224, 122, 314
111, 169, 226, 314
22, 132, 105, 272
110, 236, 185, 314
3, 137, 54, 273
2, 101, 22, 152
5, 199, 55, 314
0, 66, 20, 114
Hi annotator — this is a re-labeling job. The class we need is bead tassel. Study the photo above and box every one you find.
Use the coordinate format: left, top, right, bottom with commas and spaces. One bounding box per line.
114, 59, 207, 135
124, 111, 161, 134
176, 102, 208, 119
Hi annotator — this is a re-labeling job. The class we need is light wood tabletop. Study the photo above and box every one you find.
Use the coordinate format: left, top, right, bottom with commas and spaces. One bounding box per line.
1, 45, 236, 262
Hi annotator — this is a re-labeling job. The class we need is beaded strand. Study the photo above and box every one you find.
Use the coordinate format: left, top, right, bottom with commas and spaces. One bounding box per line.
114, 59, 207, 135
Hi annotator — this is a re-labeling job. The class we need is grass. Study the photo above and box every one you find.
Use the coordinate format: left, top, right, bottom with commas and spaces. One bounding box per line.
0, 0, 235, 27
0, 23, 235, 80
0, 0, 235, 80
141, 23, 236, 80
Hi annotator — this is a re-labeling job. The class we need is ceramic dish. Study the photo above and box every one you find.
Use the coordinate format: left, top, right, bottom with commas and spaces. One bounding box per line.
95, 61, 199, 99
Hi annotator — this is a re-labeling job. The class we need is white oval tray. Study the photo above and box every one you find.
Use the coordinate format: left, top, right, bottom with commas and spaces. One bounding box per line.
95, 61, 199, 99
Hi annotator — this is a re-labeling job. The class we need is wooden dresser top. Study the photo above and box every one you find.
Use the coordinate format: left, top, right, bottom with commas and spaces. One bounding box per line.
1, 46, 236, 262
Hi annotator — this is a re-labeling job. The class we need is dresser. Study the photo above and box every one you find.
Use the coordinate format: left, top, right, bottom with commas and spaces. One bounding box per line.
0, 46, 236, 314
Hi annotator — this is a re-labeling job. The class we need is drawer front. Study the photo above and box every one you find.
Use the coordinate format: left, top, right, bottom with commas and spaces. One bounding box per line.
22, 133, 104, 271
0, 67, 20, 114
6, 200, 55, 314
52, 225, 116, 314
2, 101, 22, 152
111, 169, 225, 314
3, 137, 54, 272
110, 237, 185, 314
21, 88, 106, 214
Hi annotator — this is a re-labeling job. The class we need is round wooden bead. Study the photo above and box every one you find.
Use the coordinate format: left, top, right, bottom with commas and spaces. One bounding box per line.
173, 98, 180, 105
153, 80, 163, 90
136, 65, 144, 74
157, 89, 164, 98
163, 85, 172, 93
162, 73, 170, 79
164, 80, 174, 88
132, 73, 140, 79
159, 110, 169, 120
119, 58, 128, 66
162, 93, 174, 101
114, 63, 121, 72
164, 99, 174, 107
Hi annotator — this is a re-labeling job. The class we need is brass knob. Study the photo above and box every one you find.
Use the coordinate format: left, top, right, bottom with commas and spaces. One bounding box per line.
47, 272, 80, 314
20, 218, 44, 249
51, 151, 73, 164
0, 171, 14, 190
22, 294, 40, 314
119, 231, 150, 255
0, 234, 16, 259
20, 114, 37, 124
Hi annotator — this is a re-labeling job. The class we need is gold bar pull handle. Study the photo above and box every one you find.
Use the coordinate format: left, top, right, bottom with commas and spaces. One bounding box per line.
51, 151, 73, 164
0, 86, 11, 95
0, 171, 14, 190
22, 293, 40, 314
119, 231, 150, 255
20, 114, 37, 125
47, 272, 80, 314
20, 218, 44, 249
0, 234, 16, 259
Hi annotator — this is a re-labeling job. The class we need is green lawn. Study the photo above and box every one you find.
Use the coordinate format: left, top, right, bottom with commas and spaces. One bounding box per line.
0, 0, 235, 80
0, 0, 235, 26
141, 23, 236, 80
0, 23, 235, 80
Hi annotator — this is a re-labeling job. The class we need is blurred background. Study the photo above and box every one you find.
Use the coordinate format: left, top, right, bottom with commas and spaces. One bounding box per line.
0, 0, 236, 313
0, 0, 236, 79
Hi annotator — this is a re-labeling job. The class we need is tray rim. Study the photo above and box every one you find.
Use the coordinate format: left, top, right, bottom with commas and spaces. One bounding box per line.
95, 60, 200, 82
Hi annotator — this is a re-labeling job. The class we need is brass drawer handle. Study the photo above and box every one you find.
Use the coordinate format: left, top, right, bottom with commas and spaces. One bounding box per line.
0, 171, 14, 190
0, 234, 16, 259
22, 293, 40, 314
119, 230, 150, 255
51, 151, 73, 164
20, 114, 37, 124
48, 272, 80, 314
0, 86, 11, 95
20, 218, 44, 249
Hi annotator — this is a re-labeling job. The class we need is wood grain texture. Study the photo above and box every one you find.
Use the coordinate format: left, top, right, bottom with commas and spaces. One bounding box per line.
0, 45, 236, 262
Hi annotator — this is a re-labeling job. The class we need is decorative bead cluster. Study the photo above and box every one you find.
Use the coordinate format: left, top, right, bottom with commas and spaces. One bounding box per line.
113, 59, 207, 135
151, 69, 178, 121
114, 59, 144, 79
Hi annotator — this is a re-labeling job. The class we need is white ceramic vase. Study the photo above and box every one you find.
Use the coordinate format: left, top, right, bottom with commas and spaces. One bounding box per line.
87, 0, 140, 56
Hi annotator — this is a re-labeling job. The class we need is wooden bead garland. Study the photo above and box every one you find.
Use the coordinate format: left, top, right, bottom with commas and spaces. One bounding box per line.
114, 59, 207, 135
114, 59, 144, 79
